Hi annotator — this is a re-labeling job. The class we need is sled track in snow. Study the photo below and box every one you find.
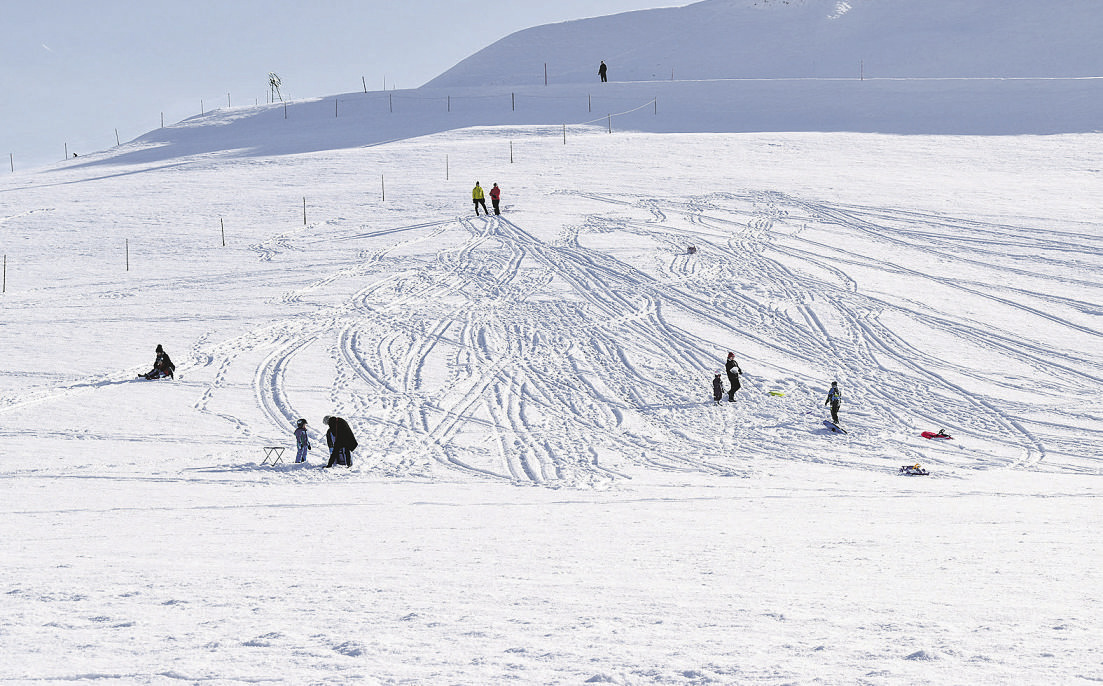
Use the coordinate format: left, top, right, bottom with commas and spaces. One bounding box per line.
172, 191, 1102, 483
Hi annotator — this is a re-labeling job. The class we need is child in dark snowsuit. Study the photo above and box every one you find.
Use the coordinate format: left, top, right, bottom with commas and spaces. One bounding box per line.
825, 381, 842, 424
294, 419, 310, 463
712, 373, 724, 405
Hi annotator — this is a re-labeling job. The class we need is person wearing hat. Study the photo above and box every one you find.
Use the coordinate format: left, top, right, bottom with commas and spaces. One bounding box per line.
712, 372, 724, 405
489, 183, 502, 215
825, 381, 842, 425
472, 182, 489, 216
724, 352, 743, 402
323, 415, 358, 468
293, 419, 311, 464
141, 344, 175, 380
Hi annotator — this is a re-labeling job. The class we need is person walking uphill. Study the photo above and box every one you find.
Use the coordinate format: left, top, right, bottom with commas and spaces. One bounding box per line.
472, 182, 489, 216
825, 381, 842, 425
598, 60, 608, 83
489, 183, 501, 215
323, 415, 358, 468
725, 352, 743, 402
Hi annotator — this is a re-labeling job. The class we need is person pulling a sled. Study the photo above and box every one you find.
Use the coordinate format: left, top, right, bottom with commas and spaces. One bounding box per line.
323, 415, 358, 468
725, 352, 743, 402
825, 381, 842, 424
141, 344, 175, 379
294, 419, 311, 463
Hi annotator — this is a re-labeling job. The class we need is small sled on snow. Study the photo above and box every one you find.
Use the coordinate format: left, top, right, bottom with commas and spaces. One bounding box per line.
921, 430, 952, 440
900, 464, 929, 476
823, 419, 847, 434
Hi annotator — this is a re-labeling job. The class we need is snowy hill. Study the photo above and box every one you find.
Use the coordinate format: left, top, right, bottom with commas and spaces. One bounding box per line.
427, 0, 1103, 87
63, 0, 1095, 171
1, 2, 1102, 684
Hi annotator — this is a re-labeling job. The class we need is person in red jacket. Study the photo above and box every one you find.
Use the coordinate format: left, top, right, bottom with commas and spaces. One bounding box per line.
489, 182, 502, 215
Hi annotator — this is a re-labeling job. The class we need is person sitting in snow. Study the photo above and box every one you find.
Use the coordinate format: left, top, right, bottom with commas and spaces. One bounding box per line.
141, 344, 175, 379
294, 419, 311, 463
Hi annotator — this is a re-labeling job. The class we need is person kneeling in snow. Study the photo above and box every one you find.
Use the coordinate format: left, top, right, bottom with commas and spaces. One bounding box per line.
323, 415, 358, 468
141, 344, 175, 379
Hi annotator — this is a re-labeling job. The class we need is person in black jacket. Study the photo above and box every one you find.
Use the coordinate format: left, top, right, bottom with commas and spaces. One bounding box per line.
712, 373, 724, 405
141, 344, 175, 379
725, 352, 742, 401
598, 60, 608, 82
825, 381, 842, 424
323, 415, 358, 468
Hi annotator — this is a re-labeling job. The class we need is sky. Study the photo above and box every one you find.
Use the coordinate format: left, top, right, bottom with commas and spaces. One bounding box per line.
0, 0, 681, 171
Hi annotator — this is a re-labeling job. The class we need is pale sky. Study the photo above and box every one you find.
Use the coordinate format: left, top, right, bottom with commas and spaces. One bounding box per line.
1, 0, 682, 170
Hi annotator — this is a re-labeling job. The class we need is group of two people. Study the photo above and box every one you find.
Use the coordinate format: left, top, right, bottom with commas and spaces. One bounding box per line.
712, 352, 743, 404
294, 415, 358, 468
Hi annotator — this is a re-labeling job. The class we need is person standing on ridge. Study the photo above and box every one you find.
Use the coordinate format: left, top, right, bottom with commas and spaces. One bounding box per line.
598, 60, 608, 83
489, 182, 502, 215
294, 418, 311, 464
725, 352, 743, 402
323, 415, 358, 468
825, 381, 842, 425
472, 182, 489, 216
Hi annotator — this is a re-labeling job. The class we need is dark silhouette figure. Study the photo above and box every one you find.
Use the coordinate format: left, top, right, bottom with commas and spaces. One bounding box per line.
141, 344, 175, 379
598, 61, 608, 83
725, 352, 743, 401
323, 415, 358, 468
825, 381, 842, 424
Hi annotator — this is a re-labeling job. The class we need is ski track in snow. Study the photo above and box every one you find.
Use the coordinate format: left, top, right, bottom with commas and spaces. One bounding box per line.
179, 194, 1103, 480
2, 189, 1099, 482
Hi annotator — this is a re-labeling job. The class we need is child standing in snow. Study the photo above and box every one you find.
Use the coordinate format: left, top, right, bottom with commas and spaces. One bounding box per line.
712, 373, 724, 405
825, 381, 842, 424
294, 419, 310, 463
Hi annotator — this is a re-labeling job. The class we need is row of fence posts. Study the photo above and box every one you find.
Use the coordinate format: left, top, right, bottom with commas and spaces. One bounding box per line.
1, 112, 640, 290
8, 94, 657, 170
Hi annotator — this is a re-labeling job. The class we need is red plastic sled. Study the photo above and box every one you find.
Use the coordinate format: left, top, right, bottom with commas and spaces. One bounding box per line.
921, 431, 952, 440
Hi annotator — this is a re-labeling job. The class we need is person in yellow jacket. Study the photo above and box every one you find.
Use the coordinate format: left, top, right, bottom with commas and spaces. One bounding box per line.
472, 181, 489, 216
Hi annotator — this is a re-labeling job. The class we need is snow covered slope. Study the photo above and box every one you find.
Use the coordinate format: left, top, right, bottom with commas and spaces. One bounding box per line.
1, 3, 1102, 684
426, 0, 1103, 87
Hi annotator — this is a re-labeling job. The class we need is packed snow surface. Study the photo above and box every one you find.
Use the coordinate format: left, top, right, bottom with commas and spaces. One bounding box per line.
2, 1, 1102, 683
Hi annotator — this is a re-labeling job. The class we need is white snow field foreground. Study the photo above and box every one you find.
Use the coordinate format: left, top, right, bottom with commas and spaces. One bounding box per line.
3, 81, 1103, 682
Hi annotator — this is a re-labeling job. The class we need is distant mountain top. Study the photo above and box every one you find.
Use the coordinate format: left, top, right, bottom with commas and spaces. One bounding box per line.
424, 0, 1102, 87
